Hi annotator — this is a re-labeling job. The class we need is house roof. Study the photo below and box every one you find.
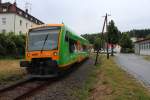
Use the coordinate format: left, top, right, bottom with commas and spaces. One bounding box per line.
134, 38, 150, 43
0, 2, 44, 25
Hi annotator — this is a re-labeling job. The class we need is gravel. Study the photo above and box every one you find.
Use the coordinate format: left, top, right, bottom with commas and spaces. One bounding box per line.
24, 58, 94, 100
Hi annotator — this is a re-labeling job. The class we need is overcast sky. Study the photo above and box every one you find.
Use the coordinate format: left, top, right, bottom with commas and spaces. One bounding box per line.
3, 0, 150, 35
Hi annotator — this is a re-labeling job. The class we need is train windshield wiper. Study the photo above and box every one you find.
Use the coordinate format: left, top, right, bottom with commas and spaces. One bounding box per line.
41, 34, 49, 53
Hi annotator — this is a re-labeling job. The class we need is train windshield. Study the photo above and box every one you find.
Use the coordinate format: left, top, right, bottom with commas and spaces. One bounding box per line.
28, 26, 60, 51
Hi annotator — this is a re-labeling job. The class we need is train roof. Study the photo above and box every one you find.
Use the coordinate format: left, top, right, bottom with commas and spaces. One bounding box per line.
29, 24, 64, 29
63, 24, 89, 45
29, 23, 89, 45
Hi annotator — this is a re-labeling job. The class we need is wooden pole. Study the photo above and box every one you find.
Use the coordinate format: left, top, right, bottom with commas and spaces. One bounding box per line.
106, 13, 109, 59
94, 15, 106, 65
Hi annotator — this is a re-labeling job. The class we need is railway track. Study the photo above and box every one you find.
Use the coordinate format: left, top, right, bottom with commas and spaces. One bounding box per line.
0, 76, 55, 100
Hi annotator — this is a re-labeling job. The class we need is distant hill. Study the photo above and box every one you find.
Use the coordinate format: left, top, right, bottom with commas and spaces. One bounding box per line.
81, 33, 101, 44
124, 29, 150, 38
81, 29, 150, 43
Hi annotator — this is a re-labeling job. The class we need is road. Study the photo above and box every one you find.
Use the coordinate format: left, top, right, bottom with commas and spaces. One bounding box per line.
115, 54, 150, 87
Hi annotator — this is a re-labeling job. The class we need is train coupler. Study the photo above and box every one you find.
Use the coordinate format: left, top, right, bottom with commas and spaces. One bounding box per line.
20, 61, 32, 67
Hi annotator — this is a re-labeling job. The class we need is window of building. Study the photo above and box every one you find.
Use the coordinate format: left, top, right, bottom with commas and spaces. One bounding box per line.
2, 8, 7, 12
145, 43, 146, 49
25, 14, 28, 18
142, 44, 144, 49
143, 43, 145, 49
20, 20, 22, 26
148, 43, 150, 49
26, 23, 28, 28
146, 43, 148, 49
19, 11, 22, 15
2, 18, 6, 25
2, 29, 6, 33
19, 31, 22, 35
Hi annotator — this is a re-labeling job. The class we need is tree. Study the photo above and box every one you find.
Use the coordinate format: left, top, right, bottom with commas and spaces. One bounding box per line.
81, 33, 100, 44
10, 34, 25, 58
146, 34, 150, 39
125, 29, 150, 38
107, 20, 120, 56
94, 36, 105, 51
0, 32, 25, 58
119, 33, 133, 53
94, 36, 105, 65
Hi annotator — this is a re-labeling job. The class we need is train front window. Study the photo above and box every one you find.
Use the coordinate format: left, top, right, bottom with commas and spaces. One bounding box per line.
28, 27, 60, 51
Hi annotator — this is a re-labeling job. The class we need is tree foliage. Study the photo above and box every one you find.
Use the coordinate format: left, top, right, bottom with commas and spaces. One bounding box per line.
81, 33, 100, 44
124, 29, 150, 38
119, 33, 134, 53
107, 20, 121, 56
94, 36, 105, 51
107, 20, 121, 44
146, 34, 150, 39
0, 32, 25, 59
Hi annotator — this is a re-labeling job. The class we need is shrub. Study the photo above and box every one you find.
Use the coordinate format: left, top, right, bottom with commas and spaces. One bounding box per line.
121, 48, 134, 53
0, 33, 25, 59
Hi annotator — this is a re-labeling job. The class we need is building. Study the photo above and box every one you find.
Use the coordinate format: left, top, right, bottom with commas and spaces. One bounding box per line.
134, 38, 150, 55
0, 0, 44, 34
131, 37, 137, 42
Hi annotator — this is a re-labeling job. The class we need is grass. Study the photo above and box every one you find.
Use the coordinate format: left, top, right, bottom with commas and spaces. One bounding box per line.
0, 60, 26, 85
144, 56, 150, 61
0, 56, 25, 60
75, 55, 150, 100
73, 55, 101, 100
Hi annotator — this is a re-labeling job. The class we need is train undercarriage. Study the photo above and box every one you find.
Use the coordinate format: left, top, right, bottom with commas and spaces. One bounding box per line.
20, 58, 62, 78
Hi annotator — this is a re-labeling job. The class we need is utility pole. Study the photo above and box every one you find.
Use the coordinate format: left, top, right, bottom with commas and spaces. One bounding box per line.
106, 13, 109, 59
94, 13, 111, 65
94, 14, 106, 65
104, 13, 111, 59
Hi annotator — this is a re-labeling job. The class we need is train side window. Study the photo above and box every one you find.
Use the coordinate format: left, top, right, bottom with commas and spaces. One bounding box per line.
65, 31, 69, 42
69, 38, 77, 53
83, 45, 88, 51
83, 45, 86, 51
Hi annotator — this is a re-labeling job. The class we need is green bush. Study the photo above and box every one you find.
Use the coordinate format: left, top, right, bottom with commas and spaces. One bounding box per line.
121, 48, 134, 53
119, 33, 134, 53
0, 33, 25, 59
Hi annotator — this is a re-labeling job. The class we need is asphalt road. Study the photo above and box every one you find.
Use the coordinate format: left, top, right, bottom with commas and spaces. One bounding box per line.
115, 54, 150, 87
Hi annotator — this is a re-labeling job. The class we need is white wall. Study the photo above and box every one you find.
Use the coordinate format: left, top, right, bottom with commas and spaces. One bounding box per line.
0, 13, 37, 35
135, 42, 150, 55
140, 42, 150, 55
0, 13, 14, 33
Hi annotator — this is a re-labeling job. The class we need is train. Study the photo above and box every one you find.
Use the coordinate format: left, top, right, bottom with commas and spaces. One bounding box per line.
20, 24, 90, 77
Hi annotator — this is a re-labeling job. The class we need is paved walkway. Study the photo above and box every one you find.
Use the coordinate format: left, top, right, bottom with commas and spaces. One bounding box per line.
115, 54, 150, 87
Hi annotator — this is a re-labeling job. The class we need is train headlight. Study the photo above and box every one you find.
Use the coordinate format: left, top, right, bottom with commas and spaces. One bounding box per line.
27, 53, 30, 57
53, 52, 58, 56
